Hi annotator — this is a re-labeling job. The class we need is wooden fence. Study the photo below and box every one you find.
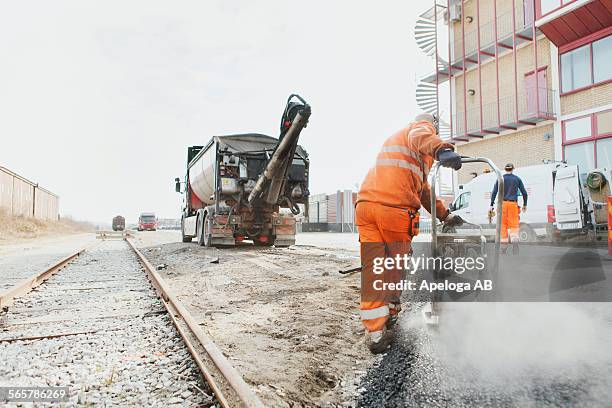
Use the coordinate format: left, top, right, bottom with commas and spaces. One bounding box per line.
0, 166, 59, 220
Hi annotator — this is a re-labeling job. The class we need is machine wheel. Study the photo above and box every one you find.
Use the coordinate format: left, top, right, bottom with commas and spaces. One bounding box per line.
181, 218, 192, 243
519, 224, 536, 242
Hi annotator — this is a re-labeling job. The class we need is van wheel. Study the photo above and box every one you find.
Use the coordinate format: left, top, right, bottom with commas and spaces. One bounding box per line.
519, 225, 536, 242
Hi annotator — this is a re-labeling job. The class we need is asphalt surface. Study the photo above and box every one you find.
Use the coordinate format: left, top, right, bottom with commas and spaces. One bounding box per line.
357, 244, 612, 407
357, 303, 612, 407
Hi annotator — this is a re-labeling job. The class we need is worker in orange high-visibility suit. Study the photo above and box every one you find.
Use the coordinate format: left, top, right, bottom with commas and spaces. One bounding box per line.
356, 113, 465, 354
490, 163, 528, 253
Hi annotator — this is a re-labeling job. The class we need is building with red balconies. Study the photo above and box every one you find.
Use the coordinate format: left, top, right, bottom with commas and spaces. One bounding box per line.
415, 0, 611, 185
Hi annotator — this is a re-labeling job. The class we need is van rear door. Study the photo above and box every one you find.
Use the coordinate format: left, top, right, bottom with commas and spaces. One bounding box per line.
553, 165, 583, 231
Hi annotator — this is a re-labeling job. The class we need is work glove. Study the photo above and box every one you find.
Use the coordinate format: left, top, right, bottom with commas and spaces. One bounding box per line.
437, 149, 462, 170
444, 213, 465, 228
522, 206, 527, 213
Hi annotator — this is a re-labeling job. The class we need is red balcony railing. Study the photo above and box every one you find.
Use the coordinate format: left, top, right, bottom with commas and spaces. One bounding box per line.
416, 0, 553, 143
453, 6, 533, 61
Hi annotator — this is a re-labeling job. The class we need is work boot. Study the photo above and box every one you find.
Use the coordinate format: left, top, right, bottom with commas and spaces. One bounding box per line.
500, 243, 509, 255
386, 303, 401, 330
511, 237, 520, 255
366, 327, 392, 354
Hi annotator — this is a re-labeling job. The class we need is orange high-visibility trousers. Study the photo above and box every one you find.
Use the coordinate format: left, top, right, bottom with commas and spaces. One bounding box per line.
501, 200, 520, 242
356, 202, 414, 334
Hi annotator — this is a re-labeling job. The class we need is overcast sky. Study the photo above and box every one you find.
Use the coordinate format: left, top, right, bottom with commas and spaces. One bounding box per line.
0, 0, 434, 224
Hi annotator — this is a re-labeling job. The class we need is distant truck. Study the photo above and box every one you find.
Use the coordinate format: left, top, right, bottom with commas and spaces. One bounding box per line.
175, 94, 311, 247
112, 215, 125, 231
138, 213, 157, 231
449, 162, 610, 242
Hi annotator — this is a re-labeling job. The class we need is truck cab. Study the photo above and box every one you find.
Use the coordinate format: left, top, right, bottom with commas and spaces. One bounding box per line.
138, 213, 157, 231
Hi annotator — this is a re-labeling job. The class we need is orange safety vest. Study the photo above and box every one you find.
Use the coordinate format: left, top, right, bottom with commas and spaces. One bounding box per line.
358, 121, 453, 215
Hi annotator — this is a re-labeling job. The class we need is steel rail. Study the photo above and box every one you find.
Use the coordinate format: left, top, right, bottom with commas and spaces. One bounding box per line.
125, 238, 264, 408
0, 246, 89, 308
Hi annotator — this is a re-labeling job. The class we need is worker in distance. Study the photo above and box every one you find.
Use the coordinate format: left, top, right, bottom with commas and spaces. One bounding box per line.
356, 112, 465, 354
490, 162, 528, 254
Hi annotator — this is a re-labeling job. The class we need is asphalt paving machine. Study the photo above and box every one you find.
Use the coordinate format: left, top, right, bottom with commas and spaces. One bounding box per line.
421, 157, 504, 325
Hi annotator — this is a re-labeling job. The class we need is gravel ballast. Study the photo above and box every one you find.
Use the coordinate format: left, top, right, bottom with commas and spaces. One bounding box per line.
0, 239, 215, 407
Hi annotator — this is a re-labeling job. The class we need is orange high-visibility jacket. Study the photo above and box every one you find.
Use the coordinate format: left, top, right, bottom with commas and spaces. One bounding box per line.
358, 121, 453, 219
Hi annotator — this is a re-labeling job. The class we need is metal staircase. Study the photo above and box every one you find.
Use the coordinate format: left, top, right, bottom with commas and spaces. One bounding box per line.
414, 4, 451, 139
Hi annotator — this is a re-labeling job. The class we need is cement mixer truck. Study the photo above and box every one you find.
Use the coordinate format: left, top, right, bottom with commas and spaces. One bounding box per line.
175, 94, 311, 247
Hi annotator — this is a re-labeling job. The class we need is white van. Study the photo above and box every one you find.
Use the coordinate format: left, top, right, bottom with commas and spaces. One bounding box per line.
449, 163, 565, 242
554, 165, 611, 237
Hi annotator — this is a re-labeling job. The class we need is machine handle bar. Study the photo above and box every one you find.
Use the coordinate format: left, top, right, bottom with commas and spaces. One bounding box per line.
428, 156, 504, 256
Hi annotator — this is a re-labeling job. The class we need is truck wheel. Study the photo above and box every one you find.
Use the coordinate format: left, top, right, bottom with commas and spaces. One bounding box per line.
519, 225, 536, 243
197, 215, 205, 246
203, 213, 214, 247
198, 213, 213, 247
181, 219, 192, 243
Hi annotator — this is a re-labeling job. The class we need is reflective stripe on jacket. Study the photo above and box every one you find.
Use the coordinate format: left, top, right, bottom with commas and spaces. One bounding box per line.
357, 120, 453, 218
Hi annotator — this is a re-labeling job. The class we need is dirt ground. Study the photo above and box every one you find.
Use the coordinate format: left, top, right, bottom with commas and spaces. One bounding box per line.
0, 209, 93, 244
0, 232, 94, 260
133, 231, 375, 407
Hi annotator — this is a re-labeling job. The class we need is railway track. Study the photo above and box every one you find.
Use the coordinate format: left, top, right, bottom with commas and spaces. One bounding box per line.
0, 238, 263, 407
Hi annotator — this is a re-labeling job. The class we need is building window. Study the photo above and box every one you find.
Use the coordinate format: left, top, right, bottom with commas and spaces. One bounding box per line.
596, 138, 612, 170
563, 116, 591, 142
540, 0, 560, 16
560, 34, 612, 94
562, 109, 612, 174
593, 36, 612, 84
564, 142, 595, 173
561, 44, 591, 93
538, 0, 579, 18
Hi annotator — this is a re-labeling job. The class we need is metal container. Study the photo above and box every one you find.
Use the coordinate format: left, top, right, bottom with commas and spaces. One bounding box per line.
188, 145, 217, 205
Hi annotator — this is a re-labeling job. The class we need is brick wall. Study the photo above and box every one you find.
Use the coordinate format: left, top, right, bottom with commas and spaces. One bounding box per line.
452, 0, 526, 59
561, 82, 612, 116
454, 124, 554, 184
446, 0, 555, 184
454, 37, 552, 132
